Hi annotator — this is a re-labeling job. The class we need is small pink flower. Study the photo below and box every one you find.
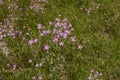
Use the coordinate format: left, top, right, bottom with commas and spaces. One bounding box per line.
39, 63, 43, 67
46, 30, 51, 34
37, 24, 42, 29
34, 38, 38, 43
64, 30, 70, 35
29, 40, 33, 45
63, 18, 68, 22
40, 33, 45, 36
12, 64, 17, 71
88, 76, 92, 80
78, 44, 83, 50
12, 67, 16, 71
59, 42, 64, 46
70, 37, 76, 42
63, 33, 67, 39
55, 18, 60, 22
44, 45, 50, 51
55, 22, 61, 27
53, 37, 59, 42
38, 76, 42, 80
36, 64, 39, 67
13, 64, 17, 68
0, 0, 3, 4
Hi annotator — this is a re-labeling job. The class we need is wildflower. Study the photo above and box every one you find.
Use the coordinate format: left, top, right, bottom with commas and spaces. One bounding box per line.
99, 73, 102, 76
37, 24, 43, 29
44, 45, 50, 51
34, 38, 38, 43
7, 63, 10, 67
36, 64, 39, 67
55, 18, 60, 22
63, 33, 67, 39
12, 67, 16, 71
49, 21, 53, 25
70, 37, 76, 42
38, 76, 42, 80
53, 37, 59, 42
55, 22, 61, 27
32, 76, 36, 79
39, 63, 43, 67
88, 69, 103, 80
28, 59, 32, 63
26, 32, 29, 35
46, 30, 51, 34
88, 76, 92, 80
12, 64, 17, 71
64, 30, 70, 35
59, 42, 64, 46
0, 0, 3, 4
78, 44, 83, 50
35, 63, 43, 67
13, 64, 16, 68
40, 33, 45, 36
29, 40, 34, 45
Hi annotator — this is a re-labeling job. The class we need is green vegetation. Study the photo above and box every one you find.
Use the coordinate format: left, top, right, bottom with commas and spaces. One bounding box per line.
0, 0, 120, 80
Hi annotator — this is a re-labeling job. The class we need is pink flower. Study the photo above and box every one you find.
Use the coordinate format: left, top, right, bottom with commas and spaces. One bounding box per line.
12, 64, 17, 71
12, 67, 16, 71
40, 33, 45, 36
36, 64, 39, 67
78, 44, 83, 50
0, 0, 3, 4
37, 24, 43, 29
55, 22, 61, 27
88, 76, 92, 80
63, 18, 68, 22
39, 63, 43, 67
38, 76, 42, 80
46, 30, 51, 34
70, 37, 76, 42
53, 37, 59, 42
63, 33, 67, 39
64, 30, 70, 35
29, 40, 33, 45
59, 42, 64, 46
34, 38, 38, 43
35, 62, 43, 68
55, 18, 60, 22
44, 45, 50, 51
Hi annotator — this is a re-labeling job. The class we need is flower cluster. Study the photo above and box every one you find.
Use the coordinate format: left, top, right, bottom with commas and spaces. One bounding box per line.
29, 0, 48, 13
51, 18, 73, 43
0, 25, 16, 40
88, 69, 102, 80
28, 38, 38, 45
0, 0, 3, 4
32, 75, 43, 80
35, 17, 83, 50
12, 64, 17, 71
80, 2, 100, 15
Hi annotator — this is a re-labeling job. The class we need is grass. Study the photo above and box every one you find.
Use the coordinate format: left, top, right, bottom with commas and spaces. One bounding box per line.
0, 0, 120, 80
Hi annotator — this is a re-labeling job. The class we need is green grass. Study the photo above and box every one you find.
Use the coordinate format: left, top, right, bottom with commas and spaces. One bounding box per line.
0, 0, 120, 80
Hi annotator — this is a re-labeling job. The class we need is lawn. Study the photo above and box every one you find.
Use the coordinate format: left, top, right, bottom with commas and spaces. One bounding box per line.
0, 0, 120, 80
